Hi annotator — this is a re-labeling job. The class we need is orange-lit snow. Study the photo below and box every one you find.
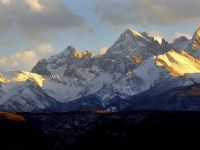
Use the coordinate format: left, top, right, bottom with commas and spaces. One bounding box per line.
0, 71, 45, 87
156, 50, 200, 76
73, 50, 90, 59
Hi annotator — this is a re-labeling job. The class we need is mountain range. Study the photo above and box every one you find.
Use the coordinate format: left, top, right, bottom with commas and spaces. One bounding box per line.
1, 27, 200, 112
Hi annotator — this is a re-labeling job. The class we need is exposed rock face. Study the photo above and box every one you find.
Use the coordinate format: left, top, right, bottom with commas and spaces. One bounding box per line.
174, 36, 189, 44
107, 28, 166, 57
32, 59, 52, 76
131, 55, 142, 65
192, 27, 200, 50
172, 36, 190, 50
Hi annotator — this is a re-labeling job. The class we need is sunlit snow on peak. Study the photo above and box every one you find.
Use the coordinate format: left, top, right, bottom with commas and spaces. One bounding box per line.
127, 28, 144, 38
154, 37, 163, 44
0, 74, 9, 84
0, 71, 45, 87
156, 50, 200, 76
73, 50, 91, 59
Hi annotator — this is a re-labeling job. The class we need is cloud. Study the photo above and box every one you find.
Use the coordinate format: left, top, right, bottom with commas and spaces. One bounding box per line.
145, 30, 193, 44
95, 0, 200, 26
0, 0, 10, 6
0, 43, 54, 71
0, 0, 93, 71
25, 0, 44, 12
98, 46, 108, 55
0, 0, 90, 42
148, 31, 164, 44
148, 31, 192, 43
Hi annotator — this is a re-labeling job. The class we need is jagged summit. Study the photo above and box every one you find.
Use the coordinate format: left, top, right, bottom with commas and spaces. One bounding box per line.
191, 27, 200, 50
107, 28, 166, 59
62, 45, 76, 56
50, 45, 92, 61
116, 28, 151, 43
48, 45, 76, 62
123, 28, 145, 38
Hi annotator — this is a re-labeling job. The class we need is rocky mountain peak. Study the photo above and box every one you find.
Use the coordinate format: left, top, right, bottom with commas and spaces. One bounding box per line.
117, 28, 151, 44
191, 27, 200, 50
107, 28, 167, 60
123, 28, 145, 38
107, 28, 150, 54
172, 36, 190, 50
73, 50, 92, 59
173, 36, 189, 44
50, 46, 92, 61
161, 38, 170, 47
58, 45, 76, 57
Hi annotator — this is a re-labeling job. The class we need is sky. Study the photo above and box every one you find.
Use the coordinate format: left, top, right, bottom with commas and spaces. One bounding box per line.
0, 0, 200, 71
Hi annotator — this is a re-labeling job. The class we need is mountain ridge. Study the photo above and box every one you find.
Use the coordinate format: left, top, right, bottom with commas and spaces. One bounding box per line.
1, 27, 200, 112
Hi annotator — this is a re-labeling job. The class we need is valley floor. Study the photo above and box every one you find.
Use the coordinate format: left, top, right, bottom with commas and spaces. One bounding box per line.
0, 110, 200, 149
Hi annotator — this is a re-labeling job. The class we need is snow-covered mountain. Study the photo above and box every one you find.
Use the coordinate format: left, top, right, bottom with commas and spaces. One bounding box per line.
0, 71, 57, 112
32, 28, 170, 102
2, 27, 200, 112
107, 28, 167, 56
